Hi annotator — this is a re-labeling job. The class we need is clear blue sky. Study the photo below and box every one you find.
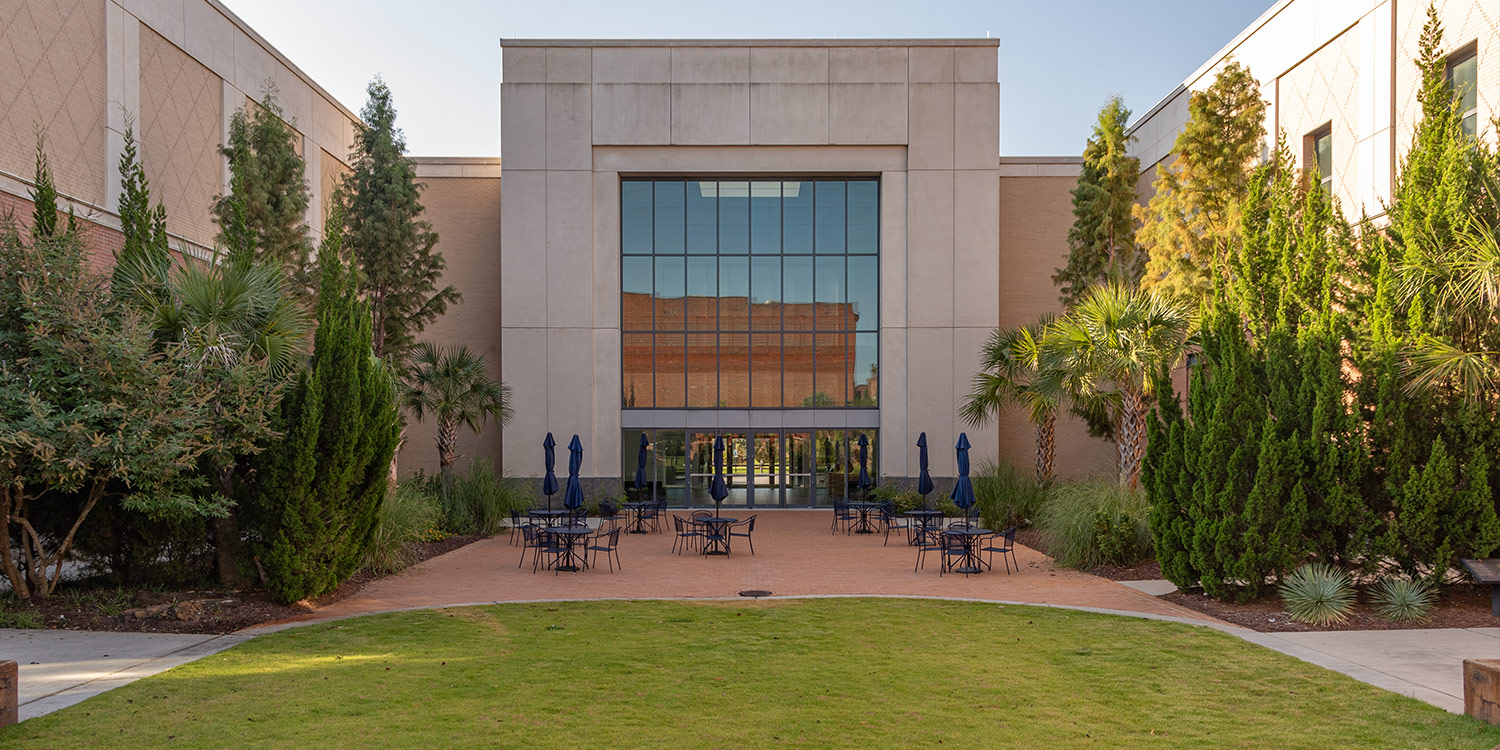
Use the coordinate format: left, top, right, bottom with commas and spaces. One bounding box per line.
220, 0, 1275, 158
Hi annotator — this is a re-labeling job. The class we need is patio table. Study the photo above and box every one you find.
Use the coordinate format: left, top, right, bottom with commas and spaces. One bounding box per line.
622, 501, 653, 535
943, 527, 991, 575
846, 501, 881, 534
700, 517, 737, 556
529, 508, 568, 524
548, 524, 591, 572
904, 509, 945, 546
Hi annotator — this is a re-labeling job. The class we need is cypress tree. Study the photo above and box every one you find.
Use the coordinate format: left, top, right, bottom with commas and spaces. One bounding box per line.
1055, 96, 1142, 307
212, 89, 313, 293
111, 123, 172, 301
1137, 61, 1266, 306
247, 209, 399, 603
28, 133, 75, 240
342, 77, 459, 366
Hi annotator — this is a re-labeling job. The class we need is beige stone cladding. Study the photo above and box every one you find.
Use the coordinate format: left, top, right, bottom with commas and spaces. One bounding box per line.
403, 161, 504, 478
996, 163, 1118, 481
1278, 25, 1361, 209
139, 25, 222, 248
499, 40, 1003, 482
1395, 0, 1499, 157
0, 0, 108, 208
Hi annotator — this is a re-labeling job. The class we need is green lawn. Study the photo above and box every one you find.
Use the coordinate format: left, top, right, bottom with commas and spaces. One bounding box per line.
4, 598, 1495, 748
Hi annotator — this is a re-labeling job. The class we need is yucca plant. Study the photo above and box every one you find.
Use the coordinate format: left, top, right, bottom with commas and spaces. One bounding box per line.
1370, 577, 1436, 622
1279, 563, 1355, 625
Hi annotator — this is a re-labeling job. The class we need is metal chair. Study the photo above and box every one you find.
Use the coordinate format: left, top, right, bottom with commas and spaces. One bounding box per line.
672, 515, 703, 555
876, 503, 909, 547
831, 500, 856, 535
939, 532, 971, 577
981, 527, 1018, 574
728, 515, 757, 556
586, 525, 623, 572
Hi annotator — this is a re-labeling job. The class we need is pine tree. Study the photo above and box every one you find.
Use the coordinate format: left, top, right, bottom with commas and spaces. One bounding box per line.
111, 123, 172, 302
1054, 96, 1143, 307
212, 89, 313, 293
28, 133, 75, 240
1137, 61, 1266, 306
342, 77, 459, 367
247, 222, 399, 604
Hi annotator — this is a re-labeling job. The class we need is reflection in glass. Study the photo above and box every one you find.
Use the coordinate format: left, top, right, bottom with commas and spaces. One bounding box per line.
622, 333, 652, 408
656, 431, 686, 504
815, 333, 847, 406
815, 255, 845, 331
750, 256, 780, 331
847, 180, 879, 253
750, 332, 781, 407
783, 180, 814, 252
815, 181, 845, 253
750, 181, 781, 254
784, 256, 813, 331
784, 432, 812, 507
622, 182, 654, 254
621, 256, 653, 331
718, 181, 749, 254
853, 332, 878, 407
783, 332, 814, 407
816, 430, 846, 501
719, 256, 749, 331
686, 180, 718, 254
622, 429, 650, 492
686, 256, 717, 330
655, 333, 684, 407
653, 181, 684, 253
847, 255, 878, 331
686, 332, 717, 408
720, 333, 749, 408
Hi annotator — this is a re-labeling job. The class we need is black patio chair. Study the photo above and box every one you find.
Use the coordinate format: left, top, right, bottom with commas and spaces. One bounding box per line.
587, 525, 623, 572
831, 500, 856, 535
876, 502, 908, 547
509, 508, 525, 546
914, 527, 944, 572
568, 506, 589, 527
728, 515, 757, 556
598, 498, 621, 523
520, 526, 563, 573
981, 527, 1018, 574
939, 532, 971, 578
651, 497, 669, 532
672, 515, 703, 555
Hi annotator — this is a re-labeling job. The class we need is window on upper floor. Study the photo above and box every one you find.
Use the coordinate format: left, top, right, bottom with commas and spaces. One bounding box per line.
1305, 125, 1333, 195
1447, 45, 1478, 138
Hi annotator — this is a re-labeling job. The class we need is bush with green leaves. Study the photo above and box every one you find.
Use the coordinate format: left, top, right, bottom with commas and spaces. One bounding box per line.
973, 460, 1046, 530
1037, 481, 1151, 569
1370, 577, 1436, 623
868, 486, 961, 517
1279, 563, 1355, 625
363, 481, 442, 575
435, 460, 535, 536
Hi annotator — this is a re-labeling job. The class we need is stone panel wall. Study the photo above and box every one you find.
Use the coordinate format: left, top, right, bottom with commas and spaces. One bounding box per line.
139, 25, 222, 247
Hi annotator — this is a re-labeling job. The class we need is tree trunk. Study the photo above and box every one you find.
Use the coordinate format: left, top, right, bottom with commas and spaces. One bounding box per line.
1117, 387, 1150, 488
1035, 413, 1056, 486
0, 487, 28, 597
212, 466, 251, 588
438, 418, 458, 479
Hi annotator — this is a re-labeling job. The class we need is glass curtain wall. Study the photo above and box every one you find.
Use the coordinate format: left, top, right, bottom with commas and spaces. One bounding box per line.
623, 429, 878, 508
621, 178, 879, 410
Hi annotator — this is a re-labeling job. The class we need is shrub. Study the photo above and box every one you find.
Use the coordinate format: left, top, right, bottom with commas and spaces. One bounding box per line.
1279, 563, 1355, 625
868, 486, 961, 516
974, 460, 1046, 530
363, 481, 442, 575
1037, 481, 1151, 569
439, 460, 535, 536
1370, 577, 1436, 622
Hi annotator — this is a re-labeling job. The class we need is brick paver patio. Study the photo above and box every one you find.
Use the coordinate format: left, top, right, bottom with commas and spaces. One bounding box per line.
288, 511, 1219, 625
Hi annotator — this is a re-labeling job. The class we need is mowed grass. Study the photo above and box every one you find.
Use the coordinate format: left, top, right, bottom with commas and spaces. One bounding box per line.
4, 598, 1496, 749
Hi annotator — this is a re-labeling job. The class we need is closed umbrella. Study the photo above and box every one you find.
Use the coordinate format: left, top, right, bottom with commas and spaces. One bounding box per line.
541, 433, 560, 511
563, 434, 584, 513
916, 432, 935, 509
709, 435, 729, 517
856, 433, 872, 498
634, 433, 649, 501
951, 432, 976, 520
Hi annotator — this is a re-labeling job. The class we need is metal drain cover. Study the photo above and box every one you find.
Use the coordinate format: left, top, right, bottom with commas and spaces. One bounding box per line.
739, 590, 772, 598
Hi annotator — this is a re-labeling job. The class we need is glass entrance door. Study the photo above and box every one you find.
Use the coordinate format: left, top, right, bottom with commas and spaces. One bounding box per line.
649, 429, 872, 507
783, 432, 812, 507
689, 432, 749, 508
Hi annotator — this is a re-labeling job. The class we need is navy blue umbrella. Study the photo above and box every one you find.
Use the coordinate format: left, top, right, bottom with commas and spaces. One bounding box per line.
541, 433, 560, 511
563, 434, 584, 512
856, 433, 872, 494
634, 432, 649, 497
950, 432, 975, 514
709, 435, 729, 517
916, 432, 935, 506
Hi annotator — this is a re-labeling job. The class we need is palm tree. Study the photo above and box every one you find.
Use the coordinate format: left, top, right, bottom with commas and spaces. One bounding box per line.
402, 342, 513, 477
1037, 283, 1195, 487
960, 317, 1063, 484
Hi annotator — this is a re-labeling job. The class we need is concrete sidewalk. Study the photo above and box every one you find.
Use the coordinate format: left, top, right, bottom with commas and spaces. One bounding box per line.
1, 628, 251, 721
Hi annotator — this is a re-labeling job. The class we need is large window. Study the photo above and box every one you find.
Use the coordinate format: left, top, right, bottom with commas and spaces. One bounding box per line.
1306, 125, 1333, 194
622, 178, 879, 409
1447, 46, 1478, 138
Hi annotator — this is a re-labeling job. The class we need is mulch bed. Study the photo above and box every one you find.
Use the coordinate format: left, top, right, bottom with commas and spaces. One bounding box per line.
1014, 528, 1162, 581
1163, 583, 1500, 632
1, 535, 482, 635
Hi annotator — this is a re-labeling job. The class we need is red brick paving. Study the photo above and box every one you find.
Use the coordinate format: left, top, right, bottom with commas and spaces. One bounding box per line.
291, 511, 1220, 626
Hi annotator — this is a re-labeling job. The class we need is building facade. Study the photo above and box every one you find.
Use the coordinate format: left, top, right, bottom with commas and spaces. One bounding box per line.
3, 0, 1495, 503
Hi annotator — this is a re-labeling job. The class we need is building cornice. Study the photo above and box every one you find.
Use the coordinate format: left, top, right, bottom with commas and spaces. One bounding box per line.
501, 38, 1001, 48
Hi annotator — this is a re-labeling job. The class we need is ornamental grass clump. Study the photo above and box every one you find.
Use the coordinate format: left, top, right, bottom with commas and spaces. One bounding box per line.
1370, 577, 1436, 622
1279, 563, 1355, 625
1037, 481, 1151, 569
